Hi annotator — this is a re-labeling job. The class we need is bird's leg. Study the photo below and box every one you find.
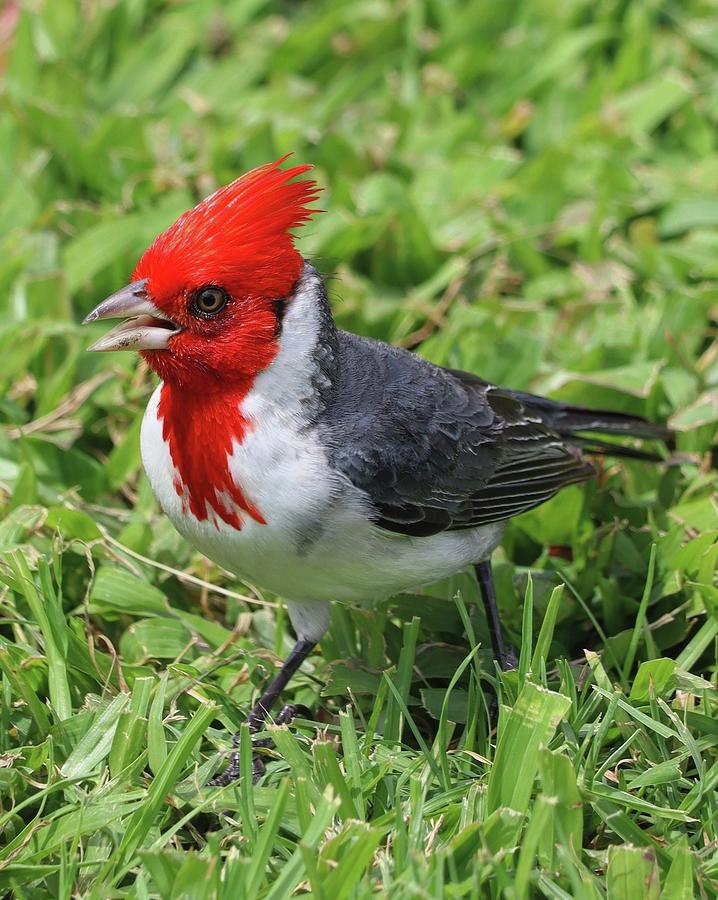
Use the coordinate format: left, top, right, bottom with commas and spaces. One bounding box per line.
475, 560, 518, 672
209, 638, 316, 786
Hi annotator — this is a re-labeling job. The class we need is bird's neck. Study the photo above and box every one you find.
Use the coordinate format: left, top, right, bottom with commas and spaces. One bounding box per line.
243, 263, 339, 421
155, 264, 338, 530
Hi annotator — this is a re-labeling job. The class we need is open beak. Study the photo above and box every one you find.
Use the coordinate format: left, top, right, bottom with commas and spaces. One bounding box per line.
83, 279, 180, 352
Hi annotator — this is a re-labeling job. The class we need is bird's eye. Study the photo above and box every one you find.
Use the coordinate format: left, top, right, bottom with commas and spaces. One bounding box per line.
191, 286, 229, 317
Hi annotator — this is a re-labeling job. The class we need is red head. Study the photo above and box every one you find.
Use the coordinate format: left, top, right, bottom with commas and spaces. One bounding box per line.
84, 158, 320, 390
83, 159, 320, 531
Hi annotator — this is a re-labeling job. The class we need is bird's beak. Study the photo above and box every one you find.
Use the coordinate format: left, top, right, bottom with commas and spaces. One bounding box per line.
82, 279, 180, 352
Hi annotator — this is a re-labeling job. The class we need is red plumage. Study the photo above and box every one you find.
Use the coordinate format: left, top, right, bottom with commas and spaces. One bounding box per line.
158, 384, 265, 530
133, 157, 320, 304
131, 157, 320, 527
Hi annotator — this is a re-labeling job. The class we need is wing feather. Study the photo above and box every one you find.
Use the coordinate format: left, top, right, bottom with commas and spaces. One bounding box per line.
318, 334, 595, 537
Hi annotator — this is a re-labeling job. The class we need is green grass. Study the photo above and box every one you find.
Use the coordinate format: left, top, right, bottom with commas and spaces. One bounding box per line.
1, 0, 717, 896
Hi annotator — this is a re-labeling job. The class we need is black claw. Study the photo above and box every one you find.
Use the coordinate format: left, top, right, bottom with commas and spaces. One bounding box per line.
274, 703, 313, 726
208, 751, 241, 787
252, 753, 266, 782
208, 638, 317, 787
209, 703, 315, 786
501, 646, 519, 672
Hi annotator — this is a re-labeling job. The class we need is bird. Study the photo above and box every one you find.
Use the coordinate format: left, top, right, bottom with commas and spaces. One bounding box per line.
83, 157, 670, 785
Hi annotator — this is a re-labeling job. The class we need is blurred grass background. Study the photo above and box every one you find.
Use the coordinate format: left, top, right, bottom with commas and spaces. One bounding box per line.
0, 0, 717, 896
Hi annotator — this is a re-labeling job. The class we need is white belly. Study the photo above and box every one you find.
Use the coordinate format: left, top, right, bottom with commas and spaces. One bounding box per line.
140, 385, 504, 606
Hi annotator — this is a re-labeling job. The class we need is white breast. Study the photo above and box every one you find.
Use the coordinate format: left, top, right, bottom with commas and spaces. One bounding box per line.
139, 270, 504, 620
141, 385, 503, 604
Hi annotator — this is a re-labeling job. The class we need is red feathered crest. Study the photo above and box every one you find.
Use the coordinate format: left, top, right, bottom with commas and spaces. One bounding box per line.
134, 158, 320, 302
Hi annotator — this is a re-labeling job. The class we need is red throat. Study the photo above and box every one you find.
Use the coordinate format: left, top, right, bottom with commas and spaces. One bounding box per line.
158, 383, 266, 530
132, 157, 321, 525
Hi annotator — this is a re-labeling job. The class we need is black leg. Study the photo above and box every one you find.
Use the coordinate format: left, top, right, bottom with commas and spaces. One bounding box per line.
475, 561, 517, 672
209, 638, 316, 786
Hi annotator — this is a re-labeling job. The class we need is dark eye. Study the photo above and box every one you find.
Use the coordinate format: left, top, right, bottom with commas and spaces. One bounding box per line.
191, 286, 229, 317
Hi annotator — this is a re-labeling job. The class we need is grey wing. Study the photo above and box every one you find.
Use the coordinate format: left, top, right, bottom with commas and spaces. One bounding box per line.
319, 334, 594, 537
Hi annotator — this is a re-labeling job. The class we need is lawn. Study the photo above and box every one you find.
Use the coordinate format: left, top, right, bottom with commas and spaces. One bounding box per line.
1, 0, 717, 896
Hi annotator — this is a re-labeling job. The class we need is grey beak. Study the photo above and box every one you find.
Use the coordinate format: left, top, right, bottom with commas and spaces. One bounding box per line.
83, 279, 153, 324
83, 278, 180, 352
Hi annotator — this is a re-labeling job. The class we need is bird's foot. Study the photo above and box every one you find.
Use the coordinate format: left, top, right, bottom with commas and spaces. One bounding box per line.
208, 703, 313, 786
499, 645, 519, 672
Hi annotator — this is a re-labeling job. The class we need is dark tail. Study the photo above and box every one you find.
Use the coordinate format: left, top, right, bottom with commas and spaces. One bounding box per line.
446, 368, 672, 458
511, 391, 672, 460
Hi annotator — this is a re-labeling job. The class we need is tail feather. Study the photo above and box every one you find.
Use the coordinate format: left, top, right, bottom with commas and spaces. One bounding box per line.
512, 391, 671, 444
446, 368, 671, 453
572, 437, 665, 462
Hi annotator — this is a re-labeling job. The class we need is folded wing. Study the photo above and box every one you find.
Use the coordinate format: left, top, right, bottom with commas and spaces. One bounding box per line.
319, 335, 598, 537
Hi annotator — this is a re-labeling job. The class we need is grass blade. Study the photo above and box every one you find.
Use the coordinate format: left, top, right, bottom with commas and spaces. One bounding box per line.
61, 692, 129, 779
606, 845, 660, 899
6, 552, 72, 721
518, 573, 534, 683
117, 702, 217, 868
487, 680, 571, 817
621, 543, 656, 685
531, 584, 564, 678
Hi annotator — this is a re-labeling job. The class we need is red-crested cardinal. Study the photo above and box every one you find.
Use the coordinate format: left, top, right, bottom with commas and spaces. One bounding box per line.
84, 159, 669, 784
